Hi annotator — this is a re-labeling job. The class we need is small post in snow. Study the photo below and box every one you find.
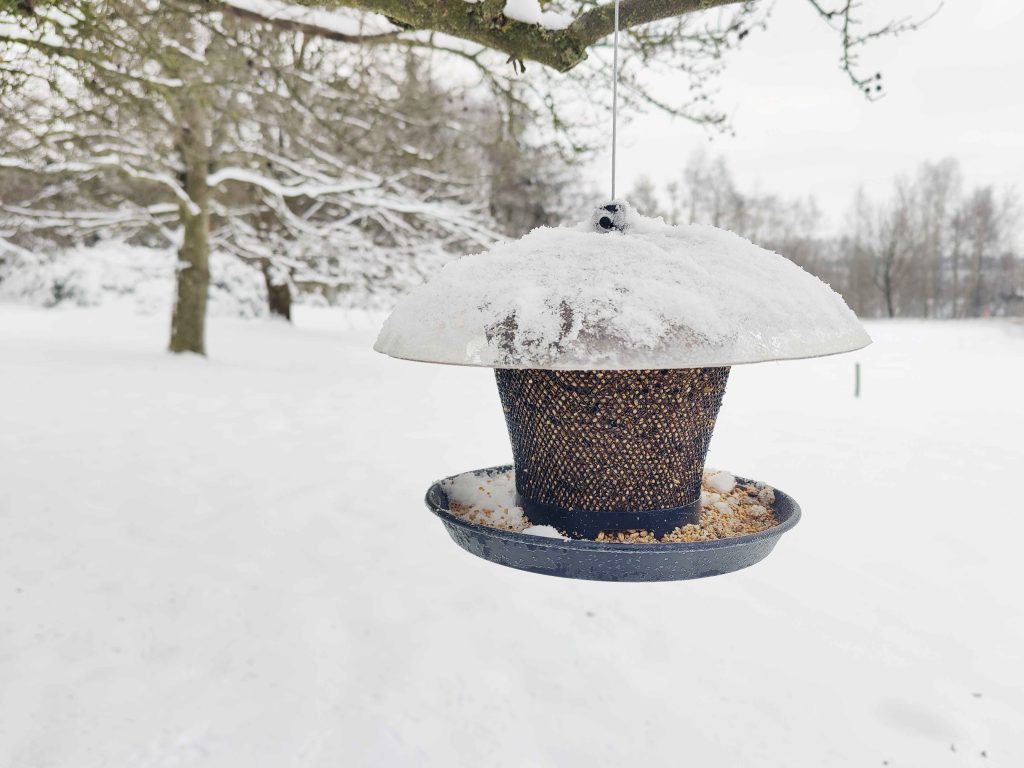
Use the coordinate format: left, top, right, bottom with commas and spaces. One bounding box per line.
854, 362, 861, 398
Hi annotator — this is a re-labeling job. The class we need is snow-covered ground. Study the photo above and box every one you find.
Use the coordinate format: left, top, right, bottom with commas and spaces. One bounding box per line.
1, 303, 1022, 767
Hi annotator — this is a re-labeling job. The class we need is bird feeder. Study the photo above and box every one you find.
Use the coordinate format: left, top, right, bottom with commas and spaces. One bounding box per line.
375, 202, 870, 581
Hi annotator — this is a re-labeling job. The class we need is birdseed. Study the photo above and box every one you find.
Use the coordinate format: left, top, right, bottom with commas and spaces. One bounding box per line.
443, 468, 778, 543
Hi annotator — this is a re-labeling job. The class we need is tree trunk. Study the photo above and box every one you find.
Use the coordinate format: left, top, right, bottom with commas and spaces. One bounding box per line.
876, 238, 898, 319
262, 260, 292, 321
169, 127, 210, 354
884, 266, 896, 318
951, 236, 962, 318
969, 244, 984, 318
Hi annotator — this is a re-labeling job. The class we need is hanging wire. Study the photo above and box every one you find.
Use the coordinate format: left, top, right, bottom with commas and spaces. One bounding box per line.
611, 0, 621, 200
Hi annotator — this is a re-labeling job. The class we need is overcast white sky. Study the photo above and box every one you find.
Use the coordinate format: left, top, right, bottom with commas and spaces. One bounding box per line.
589, 1, 1024, 231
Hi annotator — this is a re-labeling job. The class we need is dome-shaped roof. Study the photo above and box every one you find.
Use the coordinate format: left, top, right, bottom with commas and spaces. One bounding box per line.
374, 203, 870, 369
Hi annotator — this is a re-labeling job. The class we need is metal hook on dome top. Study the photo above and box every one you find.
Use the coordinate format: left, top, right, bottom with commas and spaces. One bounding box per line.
592, 200, 631, 233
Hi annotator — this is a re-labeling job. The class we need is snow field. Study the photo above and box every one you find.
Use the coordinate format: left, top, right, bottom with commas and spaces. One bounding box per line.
1, 304, 1022, 767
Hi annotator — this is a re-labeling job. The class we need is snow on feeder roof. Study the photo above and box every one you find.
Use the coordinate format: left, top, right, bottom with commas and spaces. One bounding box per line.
374, 202, 870, 370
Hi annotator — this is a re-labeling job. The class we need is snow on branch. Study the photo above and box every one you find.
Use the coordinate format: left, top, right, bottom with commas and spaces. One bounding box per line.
0, 156, 200, 215
0, 201, 180, 250
0, 23, 188, 89
500, 1, 573, 31
207, 165, 381, 198
220, 0, 402, 43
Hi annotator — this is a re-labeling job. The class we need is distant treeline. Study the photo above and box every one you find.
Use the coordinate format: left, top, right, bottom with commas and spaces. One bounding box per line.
631, 152, 1023, 319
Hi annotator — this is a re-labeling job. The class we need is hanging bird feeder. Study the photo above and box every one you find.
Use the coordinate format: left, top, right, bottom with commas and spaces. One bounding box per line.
374, 201, 870, 581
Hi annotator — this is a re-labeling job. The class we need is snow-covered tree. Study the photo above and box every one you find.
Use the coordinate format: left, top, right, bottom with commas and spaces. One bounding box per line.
0, 1, 505, 352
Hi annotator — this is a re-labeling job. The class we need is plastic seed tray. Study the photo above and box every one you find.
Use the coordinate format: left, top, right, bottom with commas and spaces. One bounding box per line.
424, 465, 801, 582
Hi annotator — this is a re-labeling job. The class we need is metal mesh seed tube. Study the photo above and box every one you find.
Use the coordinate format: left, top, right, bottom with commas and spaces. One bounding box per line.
495, 367, 730, 538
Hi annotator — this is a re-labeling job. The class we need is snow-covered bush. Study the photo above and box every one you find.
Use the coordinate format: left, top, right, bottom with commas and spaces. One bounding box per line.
0, 240, 265, 317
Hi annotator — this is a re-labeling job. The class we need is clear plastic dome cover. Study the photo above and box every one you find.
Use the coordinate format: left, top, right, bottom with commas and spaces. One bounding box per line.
374, 203, 870, 369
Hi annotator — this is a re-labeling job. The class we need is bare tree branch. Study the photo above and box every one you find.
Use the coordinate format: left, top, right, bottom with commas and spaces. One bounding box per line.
227, 0, 746, 72
806, 0, 942, 99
